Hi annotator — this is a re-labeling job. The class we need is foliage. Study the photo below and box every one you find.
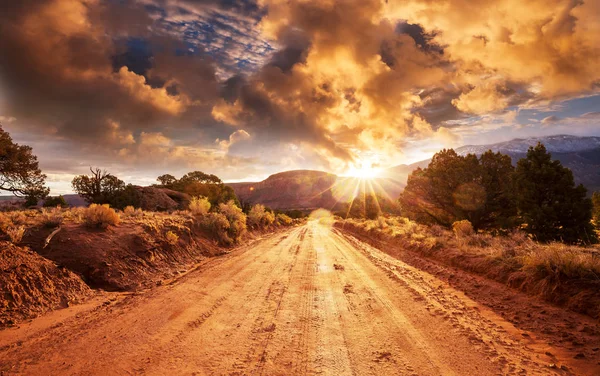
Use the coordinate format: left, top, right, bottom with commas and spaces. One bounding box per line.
452, 220, 474, 238
43, 195, 68, 208
218, 200, 247, 243
157, 174, 177, 187
165, 231, 179, 245
72, 168, 126, 204
72, 168, 140, 209
0, 126, 49, 201
159, 170, 240, 208
189, 196, 211, 216
514, 143, 596, 244
248, 204, 275, 229
82, 204, 120, 228
276, 213, 293, 226
201, 212, 232, 245
399, 149, 516, 230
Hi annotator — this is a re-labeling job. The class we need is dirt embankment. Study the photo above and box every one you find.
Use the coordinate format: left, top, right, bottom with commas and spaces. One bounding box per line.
335, 221, 600, 320
0, 241, 92, 327
1, 210, 288, 328
22, 221, 222, 292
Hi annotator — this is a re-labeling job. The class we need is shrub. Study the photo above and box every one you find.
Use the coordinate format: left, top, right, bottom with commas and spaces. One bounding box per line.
248, 204, 275, 229
165, 231, 179, 245
452, 220, 474, 238
202, 212, 232, 245
40, 207, 63, 228
189, 196, 211, 216
43, 195, 68, 208
276, 213, 293, 226
123, 205, 143, 217
6, 225, 25, 243
83, 204, 120, 228
218, 200, 247, 243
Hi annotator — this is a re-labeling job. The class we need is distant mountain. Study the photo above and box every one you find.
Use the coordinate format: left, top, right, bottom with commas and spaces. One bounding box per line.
227, 170, 405, 211
388, 135, 600, 194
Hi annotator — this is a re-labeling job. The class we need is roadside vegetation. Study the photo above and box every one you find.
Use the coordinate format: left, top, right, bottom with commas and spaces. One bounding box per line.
335, 143, 600, 318
338, 216, 600, 318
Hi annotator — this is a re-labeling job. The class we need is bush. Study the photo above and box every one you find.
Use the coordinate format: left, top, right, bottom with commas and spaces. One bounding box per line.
43, 195, 68, 208
123, 205, 143, 217
83, 204, 120, 228
202, 212, 232, 245
165, 231, 179, 245
276, 213, 293, 226
218, 200, 247, 243
189, 196, 211, 216
6, 225, 25, 243
452, 220, 474, 238
248, 204, 275, 229
40, 207, 63, 228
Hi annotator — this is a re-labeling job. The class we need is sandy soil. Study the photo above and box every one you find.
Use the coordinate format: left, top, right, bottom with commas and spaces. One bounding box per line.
1, 222, 597, 375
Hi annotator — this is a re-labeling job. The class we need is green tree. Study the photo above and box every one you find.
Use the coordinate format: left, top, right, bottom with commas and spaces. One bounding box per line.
172, 170, 240, 207
0, 126, 49, 202
399, 149, 516, 230
72, 167, 126, 205
514, 143, 596, 244
157, 174, 177, 187
43, 195, 68, 207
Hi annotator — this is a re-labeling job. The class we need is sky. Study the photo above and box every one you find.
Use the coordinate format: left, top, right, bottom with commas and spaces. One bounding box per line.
0, 0, 599, 194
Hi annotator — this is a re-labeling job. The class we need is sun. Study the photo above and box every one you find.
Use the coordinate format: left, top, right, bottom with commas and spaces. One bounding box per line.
345, 161, 381, 179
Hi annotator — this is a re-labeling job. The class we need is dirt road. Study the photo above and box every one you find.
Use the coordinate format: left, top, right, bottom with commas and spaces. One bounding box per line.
0, 221, 587, 375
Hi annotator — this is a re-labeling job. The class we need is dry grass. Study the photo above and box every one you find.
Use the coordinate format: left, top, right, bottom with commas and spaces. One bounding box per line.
40, 207, 64, 228
123, 205, 143, 217
339, 215, 600, 318
83, 204, 120, 228
5, 225, 25, 243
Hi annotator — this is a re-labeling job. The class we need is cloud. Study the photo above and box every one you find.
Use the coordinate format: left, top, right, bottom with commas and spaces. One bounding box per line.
1, 0, 600, 190
217, 129, 251, 149
542, 115, 561, 124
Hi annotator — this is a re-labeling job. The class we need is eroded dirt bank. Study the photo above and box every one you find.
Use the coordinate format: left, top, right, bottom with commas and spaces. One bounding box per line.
1, 222, 599, 375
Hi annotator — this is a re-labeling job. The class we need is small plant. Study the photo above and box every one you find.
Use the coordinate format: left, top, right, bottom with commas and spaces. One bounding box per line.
248, 204, 275, 229
83, 204, 120, 228
202, 212, 232, 245
452, 220, 474, 238
189, 196, 211, 216
276, 213, 293, 226
40, 207, 64, 228
219, 200, 247, 243
165, 231, 179, 245
6, 225, 25, 243
123, 205, 143, 217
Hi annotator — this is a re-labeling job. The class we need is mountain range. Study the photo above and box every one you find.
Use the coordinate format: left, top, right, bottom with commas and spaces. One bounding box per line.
228, 135, 600, 210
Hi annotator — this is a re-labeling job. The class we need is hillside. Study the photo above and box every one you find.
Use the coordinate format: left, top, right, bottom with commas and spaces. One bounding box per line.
227, 170, 405, 210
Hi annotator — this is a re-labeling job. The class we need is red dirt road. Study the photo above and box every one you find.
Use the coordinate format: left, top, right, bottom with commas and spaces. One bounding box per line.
0, 222, 590, 375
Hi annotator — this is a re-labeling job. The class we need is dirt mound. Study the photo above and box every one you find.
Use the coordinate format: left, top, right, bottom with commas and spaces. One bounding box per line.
133, 186, 180, 211
0, 241, 91, 327
26, 220, 221, 291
